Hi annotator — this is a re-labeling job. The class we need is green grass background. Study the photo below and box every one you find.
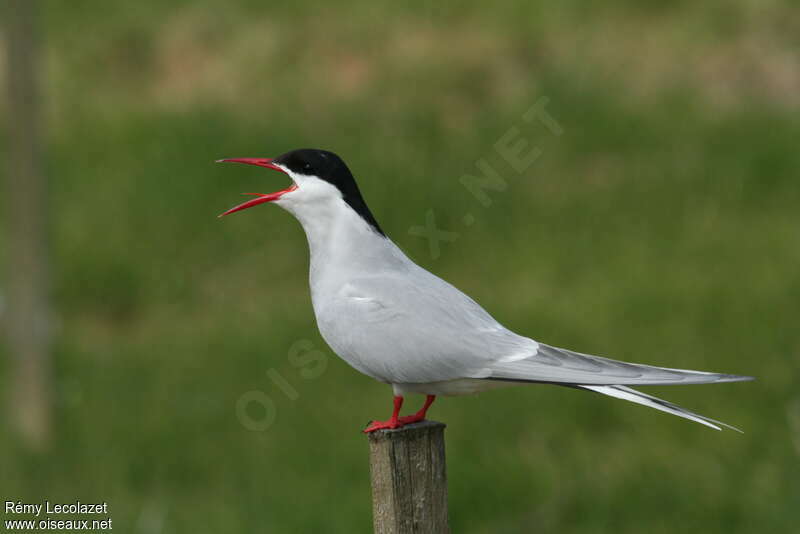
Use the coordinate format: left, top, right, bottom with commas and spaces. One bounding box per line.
2, 1, 799, 532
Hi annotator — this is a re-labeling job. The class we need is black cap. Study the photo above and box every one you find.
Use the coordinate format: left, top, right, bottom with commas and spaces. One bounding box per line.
273, 149, 384, 235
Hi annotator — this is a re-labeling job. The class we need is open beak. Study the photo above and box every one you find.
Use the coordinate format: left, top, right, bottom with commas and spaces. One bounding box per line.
216, 158, 298, 217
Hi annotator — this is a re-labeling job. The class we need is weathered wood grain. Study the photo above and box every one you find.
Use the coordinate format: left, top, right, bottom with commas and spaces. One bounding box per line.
367, 421, 449, 533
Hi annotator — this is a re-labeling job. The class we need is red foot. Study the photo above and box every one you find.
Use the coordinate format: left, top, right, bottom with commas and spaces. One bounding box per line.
364, 395, 403, 433
398, 413, 426, 425
363, 418, 402, 432
363, 395, 436, 433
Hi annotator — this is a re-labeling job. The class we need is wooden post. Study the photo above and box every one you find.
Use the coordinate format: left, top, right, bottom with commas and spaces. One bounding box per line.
367, 421, 449, 534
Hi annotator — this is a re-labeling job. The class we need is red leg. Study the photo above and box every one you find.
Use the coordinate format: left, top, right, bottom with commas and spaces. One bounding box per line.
363, 396, 404, 433
398, 395, 436, 425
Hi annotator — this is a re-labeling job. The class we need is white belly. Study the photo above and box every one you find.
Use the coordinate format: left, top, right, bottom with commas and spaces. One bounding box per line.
392, 378, 516, 397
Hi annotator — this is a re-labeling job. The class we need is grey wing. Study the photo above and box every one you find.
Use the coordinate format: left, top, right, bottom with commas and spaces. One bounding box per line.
486, 344, 753, 385
322, 268, 540, 384
328, 267, 751, 387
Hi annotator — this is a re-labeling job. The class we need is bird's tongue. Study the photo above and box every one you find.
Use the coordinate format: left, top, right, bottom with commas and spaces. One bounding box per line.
218, 186, 298, 217
217, 158, 297, 217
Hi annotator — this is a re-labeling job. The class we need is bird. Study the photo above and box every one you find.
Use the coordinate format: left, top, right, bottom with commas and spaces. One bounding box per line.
217, 148, 753, 433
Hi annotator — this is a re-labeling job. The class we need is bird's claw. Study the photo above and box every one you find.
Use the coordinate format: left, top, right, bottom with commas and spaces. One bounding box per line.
363, 419, 402, 433
363, 413, 428, 433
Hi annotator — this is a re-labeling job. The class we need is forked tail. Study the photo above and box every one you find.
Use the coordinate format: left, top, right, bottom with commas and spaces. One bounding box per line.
484, 343, 753, 431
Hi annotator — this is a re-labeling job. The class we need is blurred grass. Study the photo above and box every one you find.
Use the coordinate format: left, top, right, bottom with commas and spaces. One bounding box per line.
1, 0, 799, 532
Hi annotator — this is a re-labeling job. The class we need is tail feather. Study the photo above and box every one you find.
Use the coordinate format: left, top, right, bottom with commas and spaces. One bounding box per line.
578, 384, 742, 432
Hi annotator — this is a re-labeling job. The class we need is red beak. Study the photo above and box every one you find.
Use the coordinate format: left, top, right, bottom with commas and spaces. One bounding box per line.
217, 158, 298, 217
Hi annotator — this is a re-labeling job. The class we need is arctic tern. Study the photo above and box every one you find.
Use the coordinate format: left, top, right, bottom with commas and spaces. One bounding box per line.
218, 148, 752, 433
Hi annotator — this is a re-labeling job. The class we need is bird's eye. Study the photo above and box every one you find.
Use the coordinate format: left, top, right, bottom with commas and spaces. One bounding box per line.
303, 163, 312, 171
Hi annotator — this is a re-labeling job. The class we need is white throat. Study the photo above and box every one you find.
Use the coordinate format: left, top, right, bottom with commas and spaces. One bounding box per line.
274, 173, 404, 288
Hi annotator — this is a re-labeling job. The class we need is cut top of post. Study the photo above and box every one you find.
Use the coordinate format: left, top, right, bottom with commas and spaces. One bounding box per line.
366, 420, 445, 441
367, 421, 449, 534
